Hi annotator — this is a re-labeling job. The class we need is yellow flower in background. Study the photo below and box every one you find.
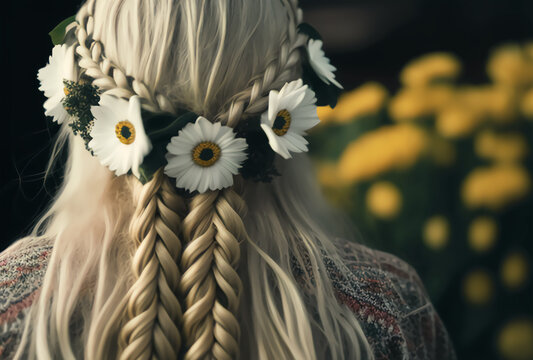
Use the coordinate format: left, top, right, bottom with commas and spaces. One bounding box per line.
332, 82, 388, 123
389, 88, 429, 121
423, 216, 449, 251
453, 85, 517, 122
475, 130, 528, 163
315, 83, 388, 126
316, 105, 336, 125
462, 165, 531, 210
520, 88, 533, 118
524, 42, 533, 59
487, 44, 533, 87
498, 319, 533, 360
400, 52, 461, 88
501, 251, 530, 290
315, 162, 343, 188
366, 181, 402, 219
485, 86, 518, 122
463, 269, 494, 305
338, 124, 428, 183
468, 217, 498, 253
389, 86, 454, 121
436, 104, 483, 138
456, 85, 493, 109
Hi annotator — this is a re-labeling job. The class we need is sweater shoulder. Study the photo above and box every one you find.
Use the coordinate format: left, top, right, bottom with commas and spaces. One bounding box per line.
0, 238, 52, 359
332, 239, 456, 360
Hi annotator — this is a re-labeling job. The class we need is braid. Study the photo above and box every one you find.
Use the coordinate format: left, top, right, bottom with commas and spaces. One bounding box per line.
180, 184, 247, 360
73, 3, 188, 358
74, 0, 175, 114
217, 0, 305, 127
119, 169, 186, 359
72, 2, 308, 359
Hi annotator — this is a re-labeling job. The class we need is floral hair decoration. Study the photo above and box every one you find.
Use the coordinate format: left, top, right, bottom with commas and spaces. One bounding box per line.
38, 17, 343, 194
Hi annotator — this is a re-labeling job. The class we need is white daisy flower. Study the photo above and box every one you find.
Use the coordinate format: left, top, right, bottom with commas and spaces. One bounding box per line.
260, 79, 320, 159
37, 44, 78, 124
89, 95, 152, 178
164, 117, 248, 193
307, 39, 343, 89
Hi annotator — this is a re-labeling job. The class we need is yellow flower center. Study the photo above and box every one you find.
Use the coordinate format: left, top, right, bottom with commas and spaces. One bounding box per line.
64, 87, 70, 96
192, 141, 221, 167
115, 120, 136, 145
273, 109, 292, 136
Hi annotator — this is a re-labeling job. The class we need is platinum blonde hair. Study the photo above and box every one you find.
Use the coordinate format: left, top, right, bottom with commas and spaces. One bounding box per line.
12, 0, 372, 359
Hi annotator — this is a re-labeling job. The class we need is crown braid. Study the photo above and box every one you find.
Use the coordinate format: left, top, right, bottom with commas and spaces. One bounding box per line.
217, 0, 305, 127
179, 183, 247, 360
74, 0, 175, 114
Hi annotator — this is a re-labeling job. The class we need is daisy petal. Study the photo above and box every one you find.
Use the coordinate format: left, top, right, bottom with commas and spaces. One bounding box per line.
165, 116, 247, 193
260, 79, 320, 159
90, 95, 152, 178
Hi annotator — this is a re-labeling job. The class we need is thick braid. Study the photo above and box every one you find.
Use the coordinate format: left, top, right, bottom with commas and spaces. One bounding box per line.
72, 3, 188, 358
74, 0, 176, 114
180, 184, 247, 360
119, 170, 187, 359
218, 0, 305, 127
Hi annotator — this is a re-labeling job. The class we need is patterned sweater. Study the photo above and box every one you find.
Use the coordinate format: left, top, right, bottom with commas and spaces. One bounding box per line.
0, 238, 456, 359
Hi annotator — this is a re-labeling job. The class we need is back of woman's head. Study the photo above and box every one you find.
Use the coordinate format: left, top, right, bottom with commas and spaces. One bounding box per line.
88, 0, 301, 121
15, 0, 372, 359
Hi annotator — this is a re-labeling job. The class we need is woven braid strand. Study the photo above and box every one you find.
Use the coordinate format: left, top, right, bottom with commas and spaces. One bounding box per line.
180, 186, 247, 360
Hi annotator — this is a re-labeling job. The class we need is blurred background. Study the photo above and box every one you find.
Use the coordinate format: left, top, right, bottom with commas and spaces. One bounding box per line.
3, 0, 533, 359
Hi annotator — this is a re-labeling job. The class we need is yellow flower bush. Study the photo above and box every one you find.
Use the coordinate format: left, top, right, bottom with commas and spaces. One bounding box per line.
487, 44, 533, 87
389, 85, 454, 121
485, 86, 518, 122
498, 319, 533, 360
315, 162, 343, 188
463, 269, 494, 305
366, 181, 402, 219
310, 43, 533, 359
315, 82, 388, 126
501, 251, 530, 290
462, 165, 531, 210
400, 52, 461, 88
436, 104, 483, 138
338, 124, 428, 183
468, 217, 498, 253
316, 105, 336, 125
423, 216, 449, 250
332, 82, 388, 123
520, 88, 533, 118
475, 130, 528, 163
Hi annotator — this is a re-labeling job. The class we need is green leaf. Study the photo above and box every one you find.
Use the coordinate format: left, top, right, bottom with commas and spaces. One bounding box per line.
137, 144, 167, 184
143, 111, 198, 142
302, 62, 341, 108
298, 23, 322, 41
137, 111, 198, 184
49, 15, 77, 45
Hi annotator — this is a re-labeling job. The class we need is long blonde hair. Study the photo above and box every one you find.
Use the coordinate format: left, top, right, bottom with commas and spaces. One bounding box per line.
13, 0, 372, 359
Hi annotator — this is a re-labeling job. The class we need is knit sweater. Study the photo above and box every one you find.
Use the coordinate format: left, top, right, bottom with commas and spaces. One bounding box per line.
0, 238, 456, 359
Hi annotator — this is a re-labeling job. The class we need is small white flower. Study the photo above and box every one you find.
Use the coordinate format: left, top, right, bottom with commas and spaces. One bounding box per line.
307, 39, 343, 89
260, 79, 320, 159
164, 117, 247, 193
89, 95, 152, 178
37, 44, 78, 124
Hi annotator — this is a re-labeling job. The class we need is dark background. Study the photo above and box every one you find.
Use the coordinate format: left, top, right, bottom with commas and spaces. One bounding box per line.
3, 0, 533, 358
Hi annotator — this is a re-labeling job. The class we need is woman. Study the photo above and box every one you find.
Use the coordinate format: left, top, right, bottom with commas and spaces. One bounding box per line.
0, 0, 455, 359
